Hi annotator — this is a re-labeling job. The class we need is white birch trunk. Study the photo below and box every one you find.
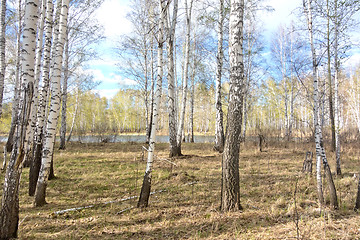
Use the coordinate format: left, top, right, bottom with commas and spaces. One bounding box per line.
23, 0, 46, 167
0, 0, 6, 118
59, 30, 69, 150
0, 0, 39, 238
176, 0, 193, 154
29, 0, 54, 197
220, 0, 244, 211
34, 0, 70, 207
138, 0, 165, 208
333, 0, 341, 175
304, 0, 338, 209
6, 0, 22, 153
214, 0, 225, 152
166, 0, 179, 157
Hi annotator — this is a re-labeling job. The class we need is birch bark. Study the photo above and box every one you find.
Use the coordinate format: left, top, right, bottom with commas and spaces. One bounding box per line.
220, 0, 244, 212
29, 0, 54, 196
166, 0, 180, 157
59, 31, 69, 150
304, 0, 338, 209
0, 0, 39, 237
214, 0, 225, 152
176, 0, 193, 155
34, 0, 70, 207
6, 0, 22, 153
138, 0, 165, 208
0, 0, 6, 118
333, 0, 341, 175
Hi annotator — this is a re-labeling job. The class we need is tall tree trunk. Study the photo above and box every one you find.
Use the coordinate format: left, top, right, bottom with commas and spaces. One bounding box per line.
23, 0, 46, 168
304, 0, 338, 209
214, 0, 225, 152
0, 0, 6, 118
0, 0, 39, 238
176, 0, 193, 156
189, 52, 195, 143
6, 0, 22, 153
138, 0, 165, 208
327, 0, 336, 152
220, 0, 244, 212
333, 0, 341, 176
59, 31, 69, 150
34, 0, 69, 207
166, 0, 180, 157
29, 0, 54, 197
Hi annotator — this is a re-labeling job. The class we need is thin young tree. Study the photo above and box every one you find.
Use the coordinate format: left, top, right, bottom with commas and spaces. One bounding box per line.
138, 0, 166, 208
0, 0, 6, 118
34, 0, 70, 207
0, 0, 39, 238
220, 0, 245, 212
5, 0, 22, 153
59, 31, 69, 150
303, 0, 338, 209
175, 0, 194, 156
214, 0, 225, 152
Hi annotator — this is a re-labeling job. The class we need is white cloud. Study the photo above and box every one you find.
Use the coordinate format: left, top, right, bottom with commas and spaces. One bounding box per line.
261, 0, 301, 33
93, 89, 119, 99
95, 0, 132, 38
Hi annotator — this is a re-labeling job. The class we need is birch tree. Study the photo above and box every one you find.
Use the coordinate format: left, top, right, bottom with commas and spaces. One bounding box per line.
166, 0, 180, 157
214, 0, 225, 152
5, 0, 22, 153
59, 31, 69, 150
220, 0, 245, 212
34, 0, 70, 207
303, 0, 338, 209
138, 0, 166, 208
29, 0, 54, 196
0, 0, 6, 118
0, 0, 39, 238
175, 0, 193, 156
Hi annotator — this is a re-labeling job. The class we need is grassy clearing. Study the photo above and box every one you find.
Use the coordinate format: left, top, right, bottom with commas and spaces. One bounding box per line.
1, 141, 360, 239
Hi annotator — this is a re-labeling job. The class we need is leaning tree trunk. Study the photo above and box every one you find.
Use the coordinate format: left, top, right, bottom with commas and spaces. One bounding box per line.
59, 30, 69, 150
220, 0, 244, 212
214, 0, 225, 152
304, 0, 338, 209
138, 0, 165, 208
166, 0, 180, 157
6, 0, 22, 153
29, 0, 54, 196
175, 0, 193, 156
0, 0, 6, 118
34, 0, 69, 207
0, 0, 39, 238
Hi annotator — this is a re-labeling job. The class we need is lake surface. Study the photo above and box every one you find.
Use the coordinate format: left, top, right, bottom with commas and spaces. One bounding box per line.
0, 135, 215, 144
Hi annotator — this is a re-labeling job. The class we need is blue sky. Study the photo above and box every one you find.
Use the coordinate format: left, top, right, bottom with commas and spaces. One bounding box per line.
92, 0, 360, 99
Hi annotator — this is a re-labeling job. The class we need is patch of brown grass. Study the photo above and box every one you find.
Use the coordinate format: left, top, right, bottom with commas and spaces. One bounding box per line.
0, 140, 360, 239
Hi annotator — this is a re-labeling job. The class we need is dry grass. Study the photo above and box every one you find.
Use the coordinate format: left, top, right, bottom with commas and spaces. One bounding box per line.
1, 140, 360, 239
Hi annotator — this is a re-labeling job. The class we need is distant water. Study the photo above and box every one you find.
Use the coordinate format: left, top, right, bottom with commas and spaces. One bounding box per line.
0, 135, 215, 143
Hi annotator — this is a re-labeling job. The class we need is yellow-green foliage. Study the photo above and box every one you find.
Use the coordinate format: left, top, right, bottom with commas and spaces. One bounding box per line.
1, 141, 359, 239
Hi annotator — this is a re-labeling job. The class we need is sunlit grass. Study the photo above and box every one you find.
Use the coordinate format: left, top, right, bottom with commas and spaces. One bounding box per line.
0, 140, 359, 239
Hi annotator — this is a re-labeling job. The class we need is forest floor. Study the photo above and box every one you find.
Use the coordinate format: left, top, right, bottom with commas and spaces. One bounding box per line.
1, 140, 360, 239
